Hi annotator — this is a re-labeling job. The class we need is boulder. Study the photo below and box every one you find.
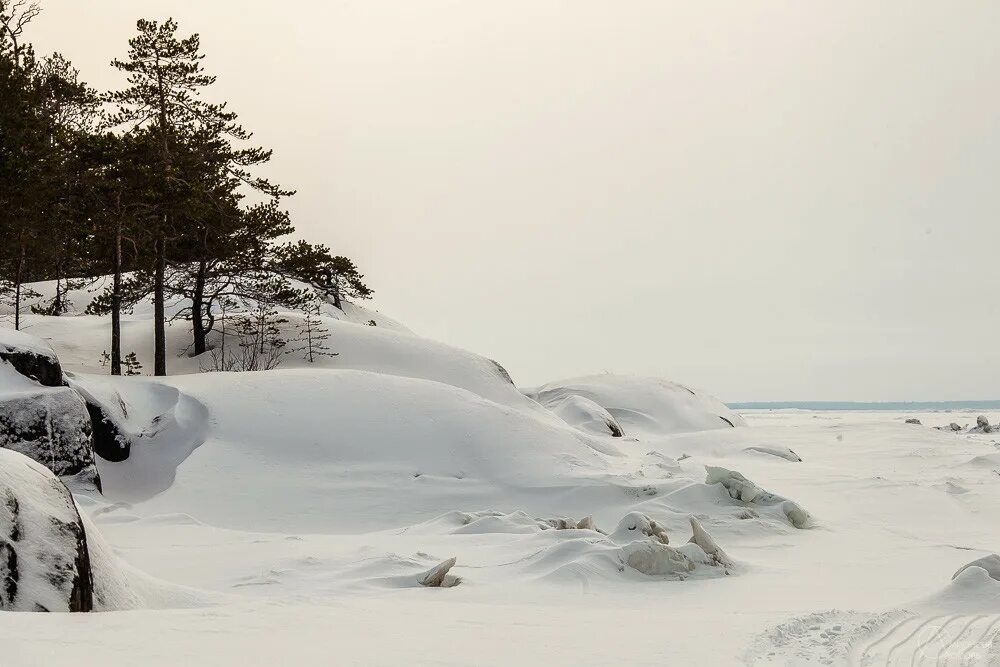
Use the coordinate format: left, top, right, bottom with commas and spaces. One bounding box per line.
611, 511, 670, 545
83, 400, 131, 463
0, 380, 101, 491
705, 466, 812, 529
975, 416, 993, 434
904, 418, 921, 425
952, 554, 1000, 582
0, 448, 94, 612
418, 557, 460, 587
0, 328, 63, 388
537, 393, 625, 437
0, 332, 101, 490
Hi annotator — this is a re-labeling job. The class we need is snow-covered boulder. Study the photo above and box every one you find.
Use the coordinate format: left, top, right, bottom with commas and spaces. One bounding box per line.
0, 362, 100, 491
615, 513, 734, 577
0, 448, 93, 612
705, 466, 812, 529
972, 416, 993, 434
953, 554, 1000, 582
0, 328, 63, 387
526, 375, 746, 437
65, 378, 132, 463
539, 393, 624, 437
611, 511, 671, 545
744, 446, 802, 462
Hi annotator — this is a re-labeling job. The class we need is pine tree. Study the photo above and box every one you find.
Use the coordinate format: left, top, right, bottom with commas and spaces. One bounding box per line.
289, 302, 337, 363
108, 18, 293, 373
275, 241, 373, 310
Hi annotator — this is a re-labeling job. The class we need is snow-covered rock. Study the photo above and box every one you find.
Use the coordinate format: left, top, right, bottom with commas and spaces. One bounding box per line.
418, 557, 460, 587
617, 513, 734, 577
0, 328, 63, 387
952, 554, 1000, 582
0, 362, 100, 491
688, 516, 733, 568
972, 415, 993, 434
526, 375, 746, 437
0, 448, 93, 612
744, 446, 802, 462
539, 393, 624, 437
610, 511, 671, 545
705, 466, 812, 529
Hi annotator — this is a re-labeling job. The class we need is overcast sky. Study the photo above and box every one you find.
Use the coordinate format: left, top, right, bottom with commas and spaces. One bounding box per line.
29, 1, 1000, 401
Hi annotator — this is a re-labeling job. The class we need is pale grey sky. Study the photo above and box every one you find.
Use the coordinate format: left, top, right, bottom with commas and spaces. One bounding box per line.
31, 1, 1000, 401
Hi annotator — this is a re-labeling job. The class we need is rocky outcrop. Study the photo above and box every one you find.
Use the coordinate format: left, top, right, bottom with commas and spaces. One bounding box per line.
0, 380, 101, 491
0, 448, 94, 612
83, 400, 131, 463
0, 329, 63, 388
0, 330, 101, 491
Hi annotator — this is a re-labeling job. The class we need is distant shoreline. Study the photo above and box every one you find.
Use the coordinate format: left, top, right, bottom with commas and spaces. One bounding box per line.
729, 401, 1000, 411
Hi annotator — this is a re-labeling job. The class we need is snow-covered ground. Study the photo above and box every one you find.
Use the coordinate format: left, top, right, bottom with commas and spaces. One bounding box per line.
3, 284, 1000, 665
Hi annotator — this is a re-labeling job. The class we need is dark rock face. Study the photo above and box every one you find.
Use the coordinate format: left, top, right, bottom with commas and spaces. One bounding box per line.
0, 387, 101, 490
0, 348, 63, 388
84, 400, 131, 463
0, 448, 94, 612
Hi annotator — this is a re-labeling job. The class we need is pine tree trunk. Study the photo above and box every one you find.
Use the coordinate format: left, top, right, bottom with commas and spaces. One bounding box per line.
14, 244, 24, 330
192, 258, 207, 356
110, 213, 123, 376
153, 232, 167, 376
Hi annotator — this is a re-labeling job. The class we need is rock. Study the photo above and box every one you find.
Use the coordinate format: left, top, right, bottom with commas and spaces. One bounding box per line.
82, 399, 130, 463
976, 416, 993, 434
418, 557, 460, 587
949, 422, 963, 432
611, 511, 669, 544
0, 341, 101, 491
905, 418, 922, 425
0, 448, 94, 612
576, 516, 598, 532
539, 393, 625, 438
705, 466, 812, 529
623, 541, 695, 576
952, 554, 1000, 582
688, 516, 733, 568
0, 329, 63, 388
0, 382, 101, 491
744, 446, 802, 462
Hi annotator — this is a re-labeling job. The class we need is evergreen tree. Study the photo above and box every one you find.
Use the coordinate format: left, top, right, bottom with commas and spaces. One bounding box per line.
289, 302, 337, 363
275, 241, 373, 310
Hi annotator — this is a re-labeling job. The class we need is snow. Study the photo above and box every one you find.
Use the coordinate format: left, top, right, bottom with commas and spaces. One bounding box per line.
526, 374, 747, 436
3, 279, 1000, 664
0, 327, 59, 363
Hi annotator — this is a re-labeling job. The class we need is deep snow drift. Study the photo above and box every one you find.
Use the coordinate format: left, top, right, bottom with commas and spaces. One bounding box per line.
3, 281, 1000, 665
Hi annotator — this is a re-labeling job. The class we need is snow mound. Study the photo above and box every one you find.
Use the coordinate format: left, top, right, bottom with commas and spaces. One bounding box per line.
526, 374, 746, 437
101, 369, 617, 532
705, 466, 812, 529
